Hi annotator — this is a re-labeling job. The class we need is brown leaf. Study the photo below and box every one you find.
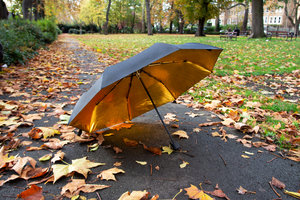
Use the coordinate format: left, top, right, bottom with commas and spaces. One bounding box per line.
97, 167, 125, 181
172, 130, 189, 139
12, 157, 37, 175
262, 144, 276, 152
143, 144, 162, 155
111, 123, 133, 131
40, 138, 69, 150
61, 179, 110, 198
113, 146, 123, 154
60, 132, 94, 143
271, 177, 286, 189
17, 184, 44, 200
118, 190, 150, 200
51, 150, 65, 163
236, 186, 256, 195
123, 138, 138, 147
198, 121, 221, 127
206, 184, 230, 200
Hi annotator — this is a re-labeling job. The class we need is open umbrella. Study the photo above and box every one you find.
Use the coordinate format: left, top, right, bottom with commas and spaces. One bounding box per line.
68, 43, 222, 149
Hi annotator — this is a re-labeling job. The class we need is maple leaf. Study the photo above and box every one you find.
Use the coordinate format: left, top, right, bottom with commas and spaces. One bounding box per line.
118, 190, 150, 200
184, 184, 213, 200
61, 179, 110, 198
12, 156, 37, 175
17, 184, 44, 200
172, 130, 189, 139
97, 167, 125, 181
52, 157, 105, 183
20, 113, 44, 122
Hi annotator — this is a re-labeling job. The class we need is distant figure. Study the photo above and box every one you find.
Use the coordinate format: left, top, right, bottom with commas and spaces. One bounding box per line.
227, 28, 232, 32
234, 27, 240, 36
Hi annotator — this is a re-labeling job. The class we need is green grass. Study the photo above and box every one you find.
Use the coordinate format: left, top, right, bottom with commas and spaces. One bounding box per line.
73, 34, 300, 76
262, 99, 299, 113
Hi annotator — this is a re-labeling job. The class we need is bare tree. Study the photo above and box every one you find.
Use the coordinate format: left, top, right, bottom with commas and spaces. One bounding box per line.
283, 0, 300, 35
0, 0, 9, 20
145, 0, 152, 35
103, 0, 112, 35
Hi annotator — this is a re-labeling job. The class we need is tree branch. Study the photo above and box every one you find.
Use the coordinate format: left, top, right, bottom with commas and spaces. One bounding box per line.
227, 3, 246, 10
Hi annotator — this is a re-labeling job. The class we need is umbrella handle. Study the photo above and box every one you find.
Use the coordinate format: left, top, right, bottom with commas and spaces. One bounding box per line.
136, 72, 181, 150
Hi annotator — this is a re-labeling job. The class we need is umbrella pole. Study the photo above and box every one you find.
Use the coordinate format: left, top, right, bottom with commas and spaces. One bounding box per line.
137, 73, 180, 150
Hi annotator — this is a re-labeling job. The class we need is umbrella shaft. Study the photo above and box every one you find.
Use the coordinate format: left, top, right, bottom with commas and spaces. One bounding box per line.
137, 73, 180, 150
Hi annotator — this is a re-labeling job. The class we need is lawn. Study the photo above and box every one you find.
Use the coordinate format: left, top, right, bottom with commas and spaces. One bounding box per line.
73, 34, 299, 150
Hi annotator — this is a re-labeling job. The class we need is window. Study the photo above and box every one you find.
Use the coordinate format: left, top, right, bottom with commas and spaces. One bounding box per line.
278, 16, 282, 24
274, 17, 277, 24
264, 16, 268, 23
270, 17, 273, 24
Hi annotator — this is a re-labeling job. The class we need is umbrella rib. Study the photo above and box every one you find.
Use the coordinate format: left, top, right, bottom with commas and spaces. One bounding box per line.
95, 79, 123, 106
126, 74, 134, 120
141, 69, 176, 100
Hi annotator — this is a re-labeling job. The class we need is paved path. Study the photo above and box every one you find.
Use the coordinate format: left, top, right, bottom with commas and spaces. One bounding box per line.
1, 35, 299, 200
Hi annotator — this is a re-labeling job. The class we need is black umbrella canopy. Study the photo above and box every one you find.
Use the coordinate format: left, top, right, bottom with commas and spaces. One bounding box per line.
69, 43, 222, 133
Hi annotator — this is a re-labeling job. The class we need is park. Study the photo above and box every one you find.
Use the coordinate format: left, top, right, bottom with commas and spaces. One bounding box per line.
0, 0, 299, 199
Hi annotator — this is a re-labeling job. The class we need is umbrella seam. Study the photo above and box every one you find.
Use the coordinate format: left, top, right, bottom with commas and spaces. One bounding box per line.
95, 79, 123, 106
141, 69, 177, 101
126, 74, 134, 120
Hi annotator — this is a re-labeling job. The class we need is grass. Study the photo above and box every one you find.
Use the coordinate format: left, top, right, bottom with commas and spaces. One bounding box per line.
73, 34, 300, 76
72, 33, 300, 150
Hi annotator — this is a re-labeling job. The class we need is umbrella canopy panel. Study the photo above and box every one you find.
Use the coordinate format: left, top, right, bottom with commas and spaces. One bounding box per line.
69, 43, 222, 133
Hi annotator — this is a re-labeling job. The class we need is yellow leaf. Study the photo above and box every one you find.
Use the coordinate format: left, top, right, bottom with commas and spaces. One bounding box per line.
39, 153, 52, 162
162, 146, 173, 155
180, 161, 189, 168
172, 130, 189, 139
283, 189, 300, 199
104, 133, 114, 137
211, 132, 221, 137
241, 155, 250, 159
184, 184, 213, 200
136, 161, 147, 165
97, 167, 125, 181
118, 190, 150, 200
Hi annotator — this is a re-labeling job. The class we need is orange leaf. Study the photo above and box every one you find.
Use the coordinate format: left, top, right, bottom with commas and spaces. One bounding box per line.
184, 184, 213, 200
143, 144, 162, 155
17, 184, 44, 200
123, 138, 138, 147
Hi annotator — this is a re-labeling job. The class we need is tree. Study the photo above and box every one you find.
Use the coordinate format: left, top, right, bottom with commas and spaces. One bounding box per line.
281, 0, 300, 35
249, 0, 265, 38
79, 0, 105, 26
103, 0, 112, 35
22, 0, 33, 20
141, 0, 145, 33
175, 0, 219, 36
145, 0, 152, 35
0, 0, 9, 19
226, 0, 249, 32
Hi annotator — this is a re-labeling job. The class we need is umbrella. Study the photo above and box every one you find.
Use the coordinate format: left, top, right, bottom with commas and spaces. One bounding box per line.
68, 43, 222, 149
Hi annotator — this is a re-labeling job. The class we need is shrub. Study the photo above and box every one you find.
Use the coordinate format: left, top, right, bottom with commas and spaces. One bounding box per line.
0, 19, 59, 65
35, 19, 60, 43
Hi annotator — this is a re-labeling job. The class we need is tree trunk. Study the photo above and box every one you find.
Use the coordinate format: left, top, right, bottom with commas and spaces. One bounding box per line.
103, 0, 112, 35
142, 0, 145, 33
22, 0, 33, 20
178, 10, 184, 34
242, 0, 249, 32
196, 17, 205, 37
0, 0, 8, 20
169, 21, 173, 33
145, 0, 152, 35
249, 0, 265, 38
215, 15, 220, 32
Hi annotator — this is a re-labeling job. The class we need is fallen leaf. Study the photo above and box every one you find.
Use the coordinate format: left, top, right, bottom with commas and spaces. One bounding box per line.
28, 127, 60, 139
198, 121, 221, 127
212, 132, 221, 137
143, 144, 162, 155
262, 144, 276, 152
205, 184, 230, 200
88, 143, 99, 152
51, 150, 65, 163
113, 146, 123, 154
136, 161, 147, 165
221, 118, 235, 126
123, 138, 138, 147
41, 138, 69, 150
162, 146, 173, 155
184, 184, 213, 200
236, 186, 256, 195
113, 162, 122, 167
283, 189, 300, 199
61, 179, 110, 198
12, 157, 37, 175
39, 153, 52, 162
17, 184, 44, 200
271, 177, 286, 189
52, 157, 105, 183
111, 123, 133, 131
97, 167, 125, 181
180, 161, 189, 168
241, 155, 250, 159
193, 128, 201, 132
172, 130, 189, 139
118, 190, 150, 200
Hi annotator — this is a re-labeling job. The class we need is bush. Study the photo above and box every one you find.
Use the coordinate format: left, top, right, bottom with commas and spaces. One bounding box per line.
0, 19, 59, 65
35, 19, 60, 43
